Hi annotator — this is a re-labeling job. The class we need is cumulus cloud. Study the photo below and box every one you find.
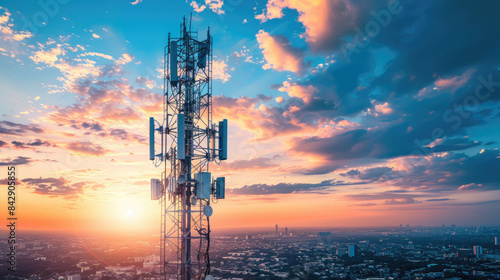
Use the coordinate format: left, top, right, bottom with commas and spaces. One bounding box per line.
278, 81, 317, 103
10, 139, 53, 149
385, 197, 420, 205
191, 1, 206, 12
22, 177, 104, 199
29, 43, 102, 90
340, 149, 500, 192
65, 141, 109, 156
256, 0, 362, 52
218, 157, 278, 171
116, 53, 134, 65
213, 95, 305, 139
0, 7, 33, 42
205, 0, 224, 15
0, 121, 44, 135
212, 59, 231, 82
229, 179, 343, 195
256, 30, 310, 75
190, 0, 224, 14
136, 76, 155, 89
0, 156, 34, 166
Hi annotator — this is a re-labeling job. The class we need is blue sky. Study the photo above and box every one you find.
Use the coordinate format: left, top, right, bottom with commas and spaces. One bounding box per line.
1, 0, 500, 231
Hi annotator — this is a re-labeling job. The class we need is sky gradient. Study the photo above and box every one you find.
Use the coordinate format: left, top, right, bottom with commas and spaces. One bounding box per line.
1, 0, 500, 235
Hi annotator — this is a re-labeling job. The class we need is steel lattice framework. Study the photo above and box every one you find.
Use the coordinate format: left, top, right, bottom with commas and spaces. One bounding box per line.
150, 17, 226, 280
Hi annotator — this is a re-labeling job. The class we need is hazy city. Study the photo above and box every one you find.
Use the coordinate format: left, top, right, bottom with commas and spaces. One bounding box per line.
1, 226, 500, 280
2, 0, 500, 279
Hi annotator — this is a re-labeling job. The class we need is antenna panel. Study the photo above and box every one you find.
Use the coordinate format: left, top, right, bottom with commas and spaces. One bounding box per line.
170, 41, 178, 86
177, 114, 185, 160
218, 119, 228, 160
151, 178, 160, 200
149, 117, 155, 160
215, 177, 225, 199
195, 172, 211, 199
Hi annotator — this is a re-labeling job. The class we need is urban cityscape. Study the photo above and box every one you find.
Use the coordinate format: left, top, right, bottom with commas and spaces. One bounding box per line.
1, 225, 500, 279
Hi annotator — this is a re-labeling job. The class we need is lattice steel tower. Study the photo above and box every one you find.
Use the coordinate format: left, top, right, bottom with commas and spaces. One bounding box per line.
149, 17, 227, 280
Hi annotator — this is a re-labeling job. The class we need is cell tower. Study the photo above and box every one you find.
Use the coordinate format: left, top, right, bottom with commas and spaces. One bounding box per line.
149, 17, 228, 280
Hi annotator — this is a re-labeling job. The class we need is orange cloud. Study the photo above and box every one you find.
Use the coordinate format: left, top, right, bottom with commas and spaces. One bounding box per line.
212, 59, 231, 82
256, 30, 310, 75
256, 0, 359, 52
434, 68, 475, 93
0, 7, 33, 41
278, 81, 317, 103
213, 95, 307, 140
65, 141, 109, 156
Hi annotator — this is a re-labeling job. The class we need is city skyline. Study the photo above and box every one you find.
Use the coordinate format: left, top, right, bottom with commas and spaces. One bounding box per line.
1, 0, 500, 237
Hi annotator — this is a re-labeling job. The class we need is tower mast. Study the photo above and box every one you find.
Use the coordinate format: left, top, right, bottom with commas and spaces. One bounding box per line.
150, 17, 228, 280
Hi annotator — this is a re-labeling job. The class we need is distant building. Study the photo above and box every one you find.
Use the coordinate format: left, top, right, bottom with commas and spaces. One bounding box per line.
348, 244, 356, 257
246, 234, 252, 240
495, 236, 498, 246
275, 224, 278, 235
285, 227, 288, 236
337, 248, 347, 256
457, 248, 474, 260
473, 245, 483, 256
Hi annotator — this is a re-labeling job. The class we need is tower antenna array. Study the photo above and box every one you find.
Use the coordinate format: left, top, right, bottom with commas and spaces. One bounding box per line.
150, 16, 228, 280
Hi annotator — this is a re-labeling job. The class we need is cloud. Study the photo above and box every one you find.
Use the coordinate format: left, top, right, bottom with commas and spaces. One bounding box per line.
205, 0, 224, 15
370, 1, 500, 97
21, 177, 104, 199
65, 141, 109, 156
29, 43, 102, 89
0, 121, 44, 135
213, 95, 305, 139
0, 7, 33, 42
30, 45, 66, 66
340, 149, 500, 192
346, 192, 424, 203
229, 179, 341, 195
190, 0, 224, 14
136, 76, 155, 89
434, 68, 475, 93
9, 139, 52, 149
256, 0, 363, 52
340, 167, 394, 182
130, 0, 142, 5
458, 183, 483, 191
116, 53, 134, 65
385, 197, 420, 205
0, 139, 7, 147
191, 1, 206, 12
256, 30, 310, 75
426, 198, 453, 202
212, 59, 231, 82
0, 156, 34, 166
80, 52, 114, 60
278, 81, 317, 103
81, 122, 104, 131
218, 157, 278, 171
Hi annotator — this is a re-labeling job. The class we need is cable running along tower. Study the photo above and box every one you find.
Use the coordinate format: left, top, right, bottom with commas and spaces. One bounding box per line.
150, 17, 228, 280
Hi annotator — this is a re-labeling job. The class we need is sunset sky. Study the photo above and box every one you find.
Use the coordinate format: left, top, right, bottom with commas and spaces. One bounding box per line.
1, 0, 500, 235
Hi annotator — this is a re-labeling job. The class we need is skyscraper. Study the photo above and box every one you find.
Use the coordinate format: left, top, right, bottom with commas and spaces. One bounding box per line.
275, 224, 278, 235
348, 244, 356, 257
473, 245, 482, 256
495, 236, 498, 246
285, 227, 288, 236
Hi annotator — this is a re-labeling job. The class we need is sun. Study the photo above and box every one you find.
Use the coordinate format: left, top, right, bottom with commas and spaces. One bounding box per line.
126, 209, 134, 217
